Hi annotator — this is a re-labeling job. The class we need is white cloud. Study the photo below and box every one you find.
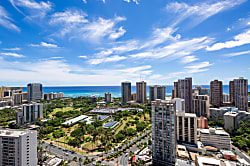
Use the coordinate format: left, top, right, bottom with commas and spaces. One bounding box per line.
168, 61, 213, 78
3, 48, 21, 51
88, 55, 126, 65
49, 9, 126, 42
227, 27, 231, 31
166, 0, 246, 27
123, 0, 140, 4
248, 22, 250, 25
30, 42, 58, 48
109, 26, 126, 39
49, 9, 88, 24
95, 40, 139, 58
9, 0, 52, 18
0, 6, 20, 32
222, 50, 250, 57
140, 27, 179, 48
50, 57, 63, 59
82, 0, 87, 4
0, 57, 151, 86
206, 29, 250, 51
130, 36, 212, 60
180, 56, 199, 64
0, 52, 25, 58
78, 56, 87, 59
80, 16, 126, 42
184, 61, 212, 69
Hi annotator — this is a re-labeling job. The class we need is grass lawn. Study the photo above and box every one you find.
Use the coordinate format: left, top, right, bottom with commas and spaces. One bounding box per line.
49, 107, 76, 118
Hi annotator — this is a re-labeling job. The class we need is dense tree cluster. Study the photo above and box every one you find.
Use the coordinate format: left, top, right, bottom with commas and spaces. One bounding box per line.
231, 120, 250, 155
0, 108, 16, 126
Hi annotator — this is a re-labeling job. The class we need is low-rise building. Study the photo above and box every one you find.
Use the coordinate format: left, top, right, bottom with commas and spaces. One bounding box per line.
62, 115, 88, 127
197, 116, 208, 129
224, 110, 250, 132
200, 128, 231, 150
195, 155, 238, 166
221, 150, 237, 161
103, 121, 119, 129
209, 107, 229, 122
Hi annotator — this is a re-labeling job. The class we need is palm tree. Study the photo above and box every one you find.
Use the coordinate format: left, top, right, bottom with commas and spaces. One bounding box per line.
78, 157, 82, 166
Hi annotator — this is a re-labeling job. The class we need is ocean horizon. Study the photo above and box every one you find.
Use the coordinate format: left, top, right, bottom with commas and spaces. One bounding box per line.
22, 85, 250, 98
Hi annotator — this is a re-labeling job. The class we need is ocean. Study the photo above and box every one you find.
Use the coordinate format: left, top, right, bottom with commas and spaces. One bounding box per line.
22, 85, 250, 98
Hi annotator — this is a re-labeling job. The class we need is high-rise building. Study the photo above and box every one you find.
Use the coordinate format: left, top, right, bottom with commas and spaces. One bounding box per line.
152, 99, 176, 166
172, 77, 192, 113
27, 83, 42, 102
105, 92, 111, 103
131, 93, 136, 101
229, 77, 248, 111
136, 81, 147, 104
22, 92, 28, 102
17, 103, 43, 124
13, 93, 23, 105
223, 93, 230, 103
91, 95, 97, 103
121, 81, 131, 105
149, 85, 166, 103
173, 98, 185, 112
192, 95, 210, 117
176, 112, 197, 144
172, 82, 179, 98
229, 81, 235, 104
210, 80, 223, 107
0, 129, 37, 166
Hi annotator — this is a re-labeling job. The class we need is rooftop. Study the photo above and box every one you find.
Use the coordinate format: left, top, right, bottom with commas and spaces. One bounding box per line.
200, 128, 229, 136
221, 150, 235, 156
103, 121, 119, 128
0, 129, 36, 137
62, 115, 88, 125
196, 156, 237, 166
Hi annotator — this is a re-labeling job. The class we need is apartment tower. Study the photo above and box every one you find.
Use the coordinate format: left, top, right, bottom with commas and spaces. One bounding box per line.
0, 129, 37, 166
149, 85, 166, 103
152, 99, 176, 166
105, 92, 111, 103
229, 77, 248, 111
192, 95, 210, 117
27, 83, 42, 103
121, 81, 131, 105
210, 80, 223, 107
172, 77, 192, 113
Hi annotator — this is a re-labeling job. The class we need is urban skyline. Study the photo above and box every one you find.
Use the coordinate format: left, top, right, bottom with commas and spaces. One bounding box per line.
0, 0, 250, 165
0, 0, 250, 86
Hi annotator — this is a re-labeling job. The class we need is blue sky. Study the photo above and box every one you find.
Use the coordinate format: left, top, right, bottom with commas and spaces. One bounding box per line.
0, 0, 249, 86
